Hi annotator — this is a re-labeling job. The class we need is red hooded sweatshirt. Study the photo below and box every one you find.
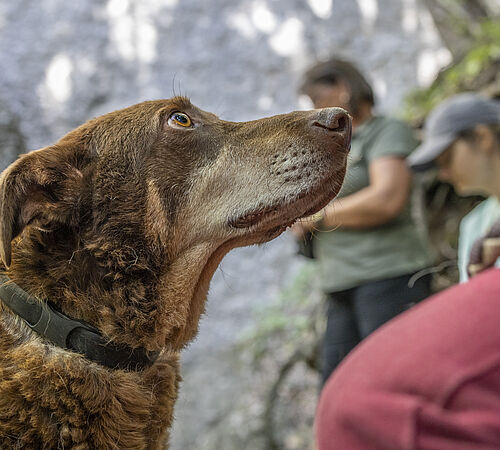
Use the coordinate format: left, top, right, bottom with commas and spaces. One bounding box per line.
316, 268, 500, 450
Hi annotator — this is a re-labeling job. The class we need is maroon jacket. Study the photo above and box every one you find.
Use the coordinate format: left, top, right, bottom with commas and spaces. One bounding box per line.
316, 268, 500, 450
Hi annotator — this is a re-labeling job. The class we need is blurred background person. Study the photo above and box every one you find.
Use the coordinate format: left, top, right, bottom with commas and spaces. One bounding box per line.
292, 57, 433, 386
408, 92, 500, 281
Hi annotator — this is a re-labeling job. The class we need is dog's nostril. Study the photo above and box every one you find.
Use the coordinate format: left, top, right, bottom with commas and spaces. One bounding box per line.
313, 108, 350, 133
336, 116, 348, 131
327, 117, 341, 130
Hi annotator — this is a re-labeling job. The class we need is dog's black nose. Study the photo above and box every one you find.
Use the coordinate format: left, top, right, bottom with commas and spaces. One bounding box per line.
312, 108, 351, 135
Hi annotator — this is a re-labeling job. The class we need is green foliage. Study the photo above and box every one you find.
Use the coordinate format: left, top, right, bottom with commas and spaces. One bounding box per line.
404, 18, 500, 122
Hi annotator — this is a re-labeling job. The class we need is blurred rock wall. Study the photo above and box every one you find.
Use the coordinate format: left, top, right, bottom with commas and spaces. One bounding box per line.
0, 1, 449, 448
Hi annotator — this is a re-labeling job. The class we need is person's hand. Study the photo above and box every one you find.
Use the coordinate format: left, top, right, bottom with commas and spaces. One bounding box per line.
290, 212, 323, 239
290, 221, 312, 239
468, 218, 500, 278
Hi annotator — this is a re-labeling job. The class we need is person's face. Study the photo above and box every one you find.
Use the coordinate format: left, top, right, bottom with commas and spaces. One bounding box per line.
436, 139, 479, 195
306, 82, 351, 112
435, 127, 495, 196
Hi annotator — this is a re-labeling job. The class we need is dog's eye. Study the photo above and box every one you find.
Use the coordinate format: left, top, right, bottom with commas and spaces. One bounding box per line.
168, 112, 193, 128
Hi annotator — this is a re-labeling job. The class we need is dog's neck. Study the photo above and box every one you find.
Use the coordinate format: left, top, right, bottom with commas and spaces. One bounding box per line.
4, 224, 224, 353
0, 273, 161, 370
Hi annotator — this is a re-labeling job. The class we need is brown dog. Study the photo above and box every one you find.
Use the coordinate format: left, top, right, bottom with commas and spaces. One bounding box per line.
0, 97, 350, 448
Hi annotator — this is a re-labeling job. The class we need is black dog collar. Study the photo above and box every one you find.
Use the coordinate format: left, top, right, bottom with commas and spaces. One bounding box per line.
0, 274, 159, 371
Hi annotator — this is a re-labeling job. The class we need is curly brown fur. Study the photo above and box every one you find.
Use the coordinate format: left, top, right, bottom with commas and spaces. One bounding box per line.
0, 97, 350, 448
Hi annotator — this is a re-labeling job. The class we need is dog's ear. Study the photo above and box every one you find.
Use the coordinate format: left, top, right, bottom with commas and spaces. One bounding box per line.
0, 143, 87, 267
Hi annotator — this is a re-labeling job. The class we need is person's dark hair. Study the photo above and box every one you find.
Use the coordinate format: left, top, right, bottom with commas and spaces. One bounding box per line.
300, 58, 375, 115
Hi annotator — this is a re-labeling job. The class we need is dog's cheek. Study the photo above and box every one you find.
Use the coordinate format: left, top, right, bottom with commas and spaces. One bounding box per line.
144, 180, 171, 250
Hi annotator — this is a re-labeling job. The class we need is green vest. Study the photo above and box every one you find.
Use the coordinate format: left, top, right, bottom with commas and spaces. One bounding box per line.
314, 116, 432, 292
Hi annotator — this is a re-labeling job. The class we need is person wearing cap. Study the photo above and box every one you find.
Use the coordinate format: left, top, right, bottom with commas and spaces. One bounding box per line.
408, 92, 500, 281
292, 57, 433, 386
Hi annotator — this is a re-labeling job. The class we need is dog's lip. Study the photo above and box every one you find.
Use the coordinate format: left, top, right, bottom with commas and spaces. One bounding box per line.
228, 169, 344, 231
229, 203, 288, 229
229, 189, 312, 228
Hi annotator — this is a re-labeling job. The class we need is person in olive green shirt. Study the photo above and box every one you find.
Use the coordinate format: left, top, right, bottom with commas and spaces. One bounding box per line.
292, 58, 433, 386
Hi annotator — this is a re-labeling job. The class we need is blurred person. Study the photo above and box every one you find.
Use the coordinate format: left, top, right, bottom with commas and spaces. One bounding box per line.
315, 217, 500, 450
408, 92, 500, 281
292, 58, 433, 386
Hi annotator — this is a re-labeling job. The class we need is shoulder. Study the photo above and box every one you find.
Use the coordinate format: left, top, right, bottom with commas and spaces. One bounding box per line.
364, 116, 418, 160
461, 197, 500, 233
376, 115, 410, 128
375, 116, 416, 139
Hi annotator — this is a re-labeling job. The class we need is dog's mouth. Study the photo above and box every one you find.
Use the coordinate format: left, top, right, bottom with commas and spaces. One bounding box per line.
229, 204, 285, 229
230, 189, 317, 228
228, 170, 344, 234
227, 124, 351, 237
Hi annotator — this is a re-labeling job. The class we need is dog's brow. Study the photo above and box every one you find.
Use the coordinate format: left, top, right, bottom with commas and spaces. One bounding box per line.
170, 96, 193, 112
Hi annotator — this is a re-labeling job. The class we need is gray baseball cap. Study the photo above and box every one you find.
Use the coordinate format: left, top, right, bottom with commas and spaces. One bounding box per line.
408, 93, 500, 171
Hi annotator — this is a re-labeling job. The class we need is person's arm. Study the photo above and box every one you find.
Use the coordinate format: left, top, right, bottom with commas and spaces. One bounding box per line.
322, 156, 411, 229
291, 156, 411, 237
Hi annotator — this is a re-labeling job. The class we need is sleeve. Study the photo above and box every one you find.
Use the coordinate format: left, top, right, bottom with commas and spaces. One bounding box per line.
458, 213, 473, 283
366, 118, 419, 162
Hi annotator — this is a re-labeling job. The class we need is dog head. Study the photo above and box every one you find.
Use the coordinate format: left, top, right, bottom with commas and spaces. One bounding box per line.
0, 97, 350, 348
0, 97, 350, 265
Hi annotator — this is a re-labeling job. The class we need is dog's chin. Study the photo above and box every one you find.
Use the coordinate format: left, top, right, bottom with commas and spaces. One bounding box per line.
228, 169, 345, 241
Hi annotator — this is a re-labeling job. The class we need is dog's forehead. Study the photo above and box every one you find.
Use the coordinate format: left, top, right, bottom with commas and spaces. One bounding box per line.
168, 96, 194, 112
97, 97, 219, 128
55, 97, 225, 161
167, 97, 219, 122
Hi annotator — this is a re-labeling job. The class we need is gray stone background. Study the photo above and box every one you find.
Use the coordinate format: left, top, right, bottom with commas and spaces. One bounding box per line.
0, 1, 450, 448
